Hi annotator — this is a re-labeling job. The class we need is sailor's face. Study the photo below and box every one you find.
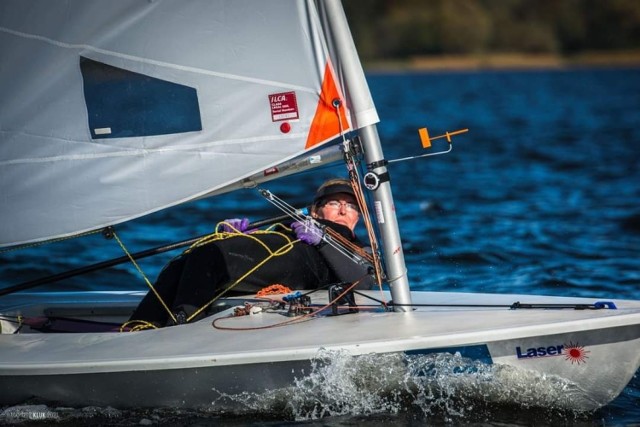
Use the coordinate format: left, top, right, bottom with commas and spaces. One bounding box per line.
314, 192, 359, 231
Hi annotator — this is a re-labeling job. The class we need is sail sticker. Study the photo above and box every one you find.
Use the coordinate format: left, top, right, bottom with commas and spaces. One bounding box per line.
269, 91, 299, 122
94, 127, 112, 135
374, 200, 385, 224
263, 167, 279, 176
80, 57, 202, 139
515, 341, 589, 364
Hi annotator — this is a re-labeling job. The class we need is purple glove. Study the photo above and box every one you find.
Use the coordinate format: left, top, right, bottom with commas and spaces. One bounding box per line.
291, 220, 324, 246
221, 218, 250, 233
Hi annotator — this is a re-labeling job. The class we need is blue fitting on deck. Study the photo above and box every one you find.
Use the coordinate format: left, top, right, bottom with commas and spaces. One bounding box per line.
594, 301, 617, 309
283, 291, 302, 302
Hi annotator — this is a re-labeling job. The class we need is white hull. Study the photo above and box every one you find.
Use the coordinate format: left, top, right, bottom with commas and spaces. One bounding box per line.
1, 290, 639, 411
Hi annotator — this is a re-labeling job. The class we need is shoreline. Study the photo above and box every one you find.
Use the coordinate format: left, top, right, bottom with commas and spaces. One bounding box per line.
364, 50, 640, 72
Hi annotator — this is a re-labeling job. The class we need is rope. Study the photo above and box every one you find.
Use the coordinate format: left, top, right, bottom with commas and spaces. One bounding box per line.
211, 276, 369, 331
112, 230, 178, 325
256, 284, 293, 297
331, 100, 386, 290
120, 219, 303, 328
184, 227, 300, 323
119, 320, 158, 332
344, 174, 385, 288
259, 190, 370, 267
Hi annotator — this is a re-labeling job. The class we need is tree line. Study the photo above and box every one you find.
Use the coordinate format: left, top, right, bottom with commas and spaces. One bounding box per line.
343, 0, 640, 60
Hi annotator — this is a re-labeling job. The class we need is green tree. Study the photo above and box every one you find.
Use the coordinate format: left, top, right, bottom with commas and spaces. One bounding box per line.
343, 0, 640, 60
439, 0, 491, 54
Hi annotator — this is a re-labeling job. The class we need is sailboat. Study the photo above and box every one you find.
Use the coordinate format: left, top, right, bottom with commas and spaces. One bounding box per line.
1, 0, 639, 413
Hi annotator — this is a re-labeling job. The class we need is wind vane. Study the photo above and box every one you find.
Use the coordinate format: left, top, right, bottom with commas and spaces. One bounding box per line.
387, 126, 469, 164
418, 127, 469, 148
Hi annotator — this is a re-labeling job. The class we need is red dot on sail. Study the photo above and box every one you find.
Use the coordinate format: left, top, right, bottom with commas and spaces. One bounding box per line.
280, 122, 291, 133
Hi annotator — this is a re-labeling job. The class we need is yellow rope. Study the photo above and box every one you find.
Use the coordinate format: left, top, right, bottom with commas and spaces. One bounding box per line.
120, 319, 160, 332
112, 230, 178, 325
186, 227, 299, 322
121, 221, 301, 328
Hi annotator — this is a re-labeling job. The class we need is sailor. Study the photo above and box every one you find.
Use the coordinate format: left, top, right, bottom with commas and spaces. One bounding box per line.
129, 178, 375, 326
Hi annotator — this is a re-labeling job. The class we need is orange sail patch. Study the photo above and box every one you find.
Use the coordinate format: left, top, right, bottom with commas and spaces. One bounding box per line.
305, 62, 350, 149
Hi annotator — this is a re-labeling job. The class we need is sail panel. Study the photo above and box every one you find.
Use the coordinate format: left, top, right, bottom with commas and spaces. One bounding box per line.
0, 0, 379, 248
80, 57, 203, 139
305, 61, 351, 149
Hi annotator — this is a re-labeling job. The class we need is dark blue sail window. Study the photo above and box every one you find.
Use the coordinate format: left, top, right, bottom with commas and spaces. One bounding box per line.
80, 57, 202, 139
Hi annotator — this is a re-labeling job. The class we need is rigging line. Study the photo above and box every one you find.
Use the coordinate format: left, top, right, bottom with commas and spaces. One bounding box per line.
332, 98, 347, 139
112, 231, 177, 325
338, 140, 385, 286
334, 116, 385, 286
347, 171, 385, 287
258, 189, 370, 266
331, 100, 385, 288
349, 286, 574, 310
388, 302, 614, 310
212, 305, 315, 331
347, 290, 545, 311
211, 277, 365, 331
120, 319, 158, 332
186, 229, 299, 323
324, 228, 373, 265
258, 189, 309, 223
385, 271, 408, 285
285, 276, 367, 300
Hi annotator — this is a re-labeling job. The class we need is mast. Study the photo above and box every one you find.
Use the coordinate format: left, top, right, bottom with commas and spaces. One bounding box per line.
320, 0, 412, 310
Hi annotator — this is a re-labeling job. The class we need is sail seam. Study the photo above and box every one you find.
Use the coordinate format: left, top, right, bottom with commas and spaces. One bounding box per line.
0, 26, 317, 94
0, 134, 311, 165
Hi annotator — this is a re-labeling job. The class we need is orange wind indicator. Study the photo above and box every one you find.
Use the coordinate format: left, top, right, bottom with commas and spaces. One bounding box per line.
419, 127, 469, 148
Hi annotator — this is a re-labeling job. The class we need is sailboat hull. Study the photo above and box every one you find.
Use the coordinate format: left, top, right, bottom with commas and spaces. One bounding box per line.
1, 290, 639, 411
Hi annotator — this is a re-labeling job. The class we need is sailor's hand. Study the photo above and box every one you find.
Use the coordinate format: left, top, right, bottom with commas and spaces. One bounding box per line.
221, 218, 251, 233
291, 220, 324, 245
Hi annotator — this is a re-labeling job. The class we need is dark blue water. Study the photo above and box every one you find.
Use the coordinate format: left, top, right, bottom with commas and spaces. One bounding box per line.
1, 67, 640, 425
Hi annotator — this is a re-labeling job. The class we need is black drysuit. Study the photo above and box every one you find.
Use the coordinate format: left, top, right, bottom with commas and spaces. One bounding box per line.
129, 220, 374, 325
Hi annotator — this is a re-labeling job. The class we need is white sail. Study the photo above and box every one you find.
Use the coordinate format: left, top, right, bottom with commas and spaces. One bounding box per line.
0, 0, 379, 248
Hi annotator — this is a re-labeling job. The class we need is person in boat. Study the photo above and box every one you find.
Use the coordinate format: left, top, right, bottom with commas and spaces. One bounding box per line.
129, 178, 375, 326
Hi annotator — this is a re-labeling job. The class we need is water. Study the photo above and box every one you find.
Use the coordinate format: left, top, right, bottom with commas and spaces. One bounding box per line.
1, 67, 640, 425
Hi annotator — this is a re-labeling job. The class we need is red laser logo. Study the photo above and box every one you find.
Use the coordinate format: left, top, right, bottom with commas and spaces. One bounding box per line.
564, 342, 590, 365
